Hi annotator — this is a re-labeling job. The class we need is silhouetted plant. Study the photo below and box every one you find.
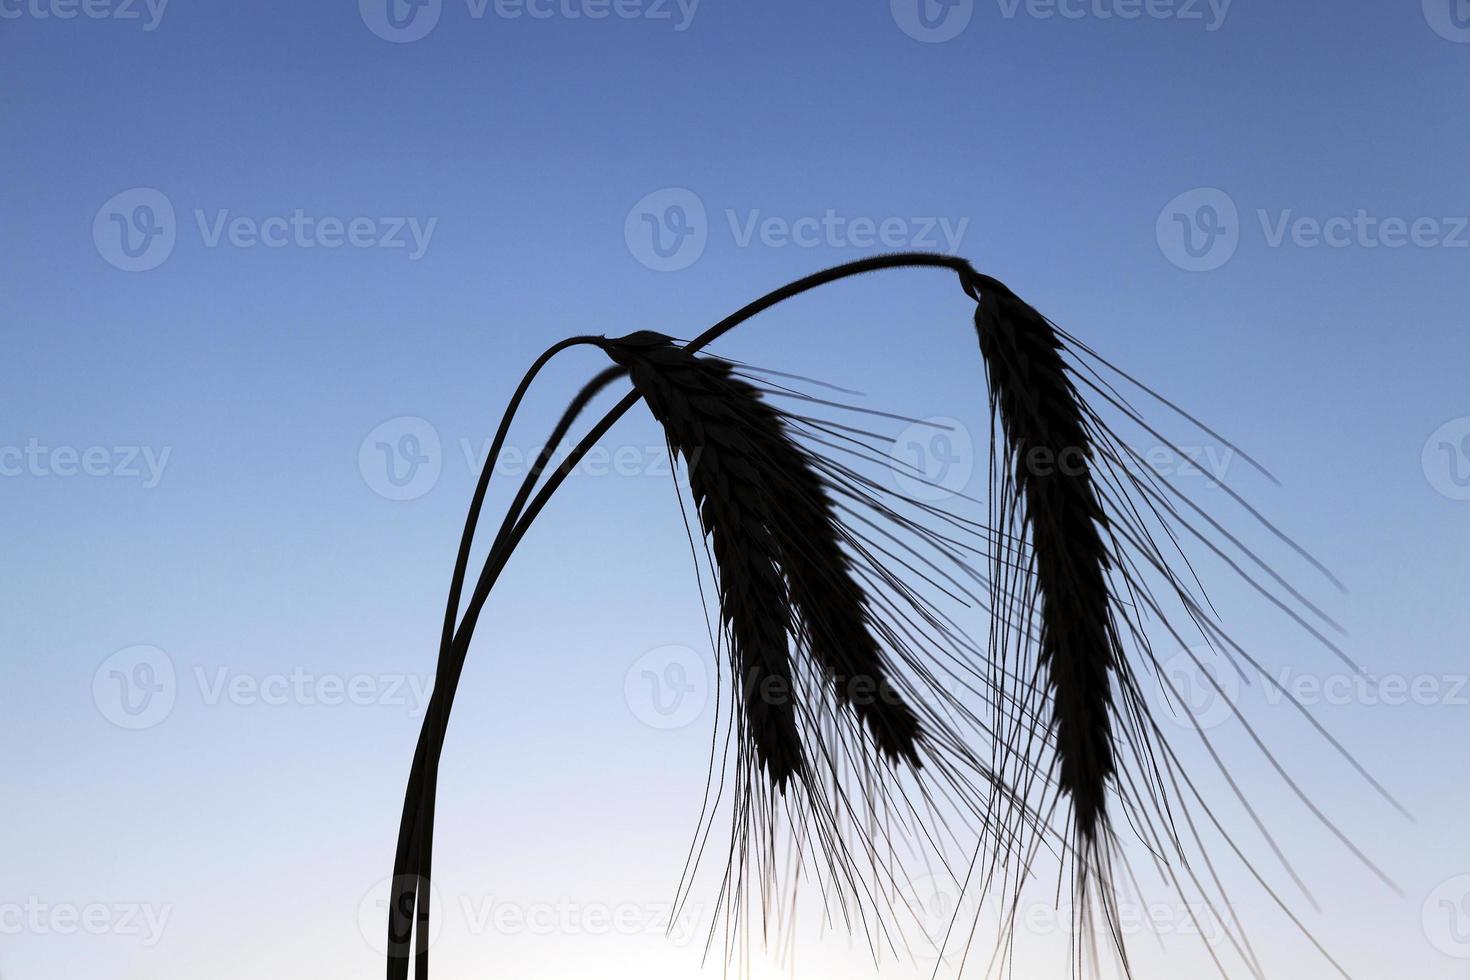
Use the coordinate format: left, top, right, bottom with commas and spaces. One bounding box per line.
384, 254, 1396, 979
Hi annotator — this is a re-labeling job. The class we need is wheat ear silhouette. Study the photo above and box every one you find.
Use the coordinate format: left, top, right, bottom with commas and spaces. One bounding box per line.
384, 254, 1398, 980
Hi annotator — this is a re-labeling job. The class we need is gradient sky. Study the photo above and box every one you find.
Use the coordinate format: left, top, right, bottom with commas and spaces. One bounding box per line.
3, 2, 1469, 978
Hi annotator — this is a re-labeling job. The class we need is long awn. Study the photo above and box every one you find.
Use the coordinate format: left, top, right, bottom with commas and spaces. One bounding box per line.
382, 254, 1397, 979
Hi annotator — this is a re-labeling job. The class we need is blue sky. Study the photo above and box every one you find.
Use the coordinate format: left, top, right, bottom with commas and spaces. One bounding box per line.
3, 2, 1470, 977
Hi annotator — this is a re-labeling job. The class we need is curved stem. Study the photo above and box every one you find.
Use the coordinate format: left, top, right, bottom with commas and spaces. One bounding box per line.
438, 338, 605, 665
407, 364, 629, 978
386, 335, 598, 980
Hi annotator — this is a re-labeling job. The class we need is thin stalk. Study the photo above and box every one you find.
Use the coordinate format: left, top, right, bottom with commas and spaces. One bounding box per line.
387, 335, 598, 979
408, 363, 627, 978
